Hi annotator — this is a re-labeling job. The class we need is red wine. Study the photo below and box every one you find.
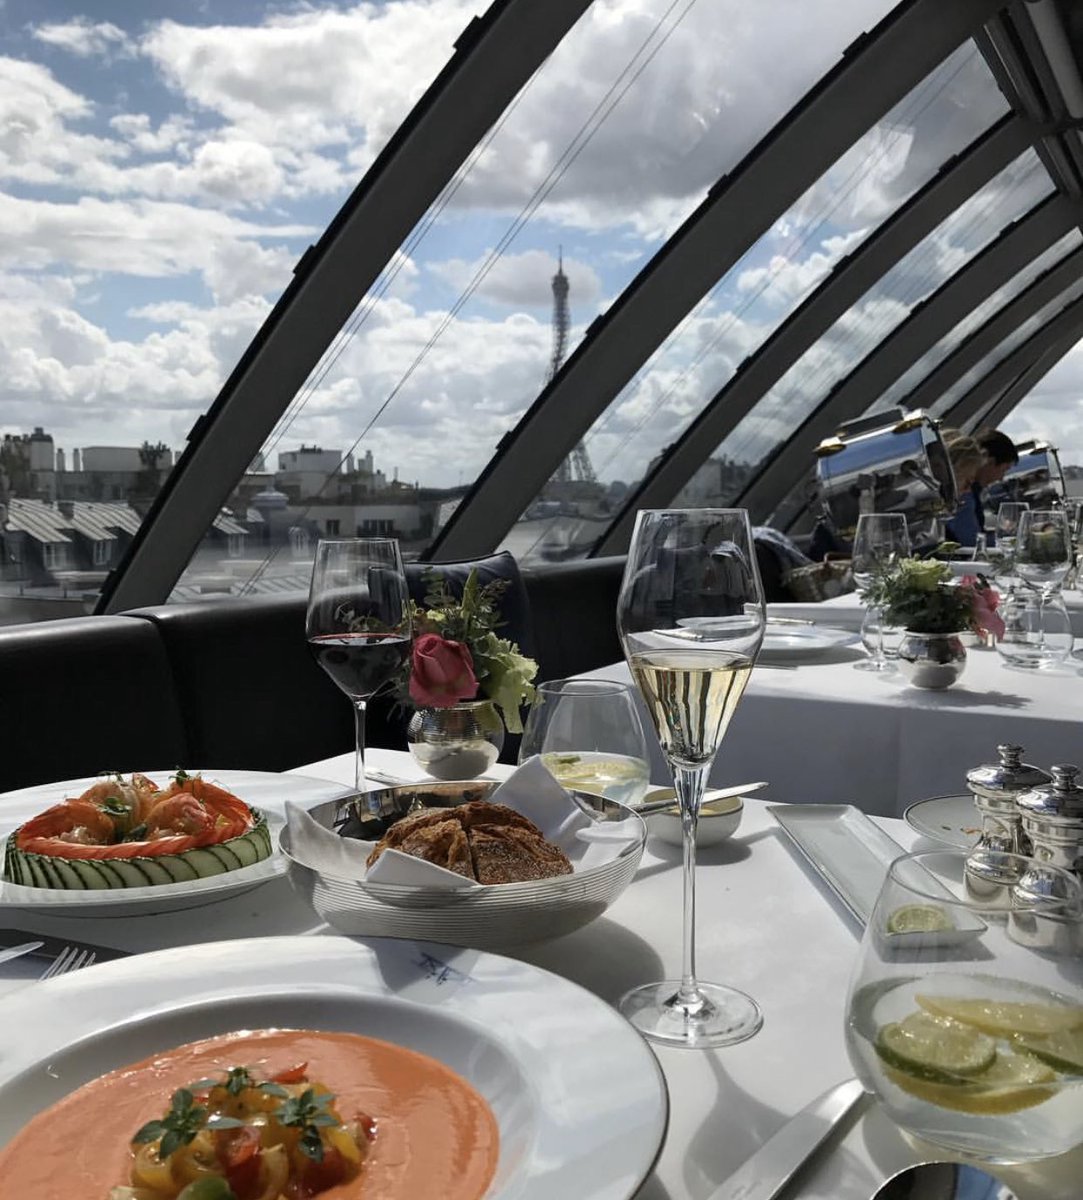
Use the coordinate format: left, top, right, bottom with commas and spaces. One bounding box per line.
308, 632, 411, 699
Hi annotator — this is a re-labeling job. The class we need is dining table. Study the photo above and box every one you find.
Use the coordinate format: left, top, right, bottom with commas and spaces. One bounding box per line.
578, 640, 1083, 819
0, 747, 1080, 1199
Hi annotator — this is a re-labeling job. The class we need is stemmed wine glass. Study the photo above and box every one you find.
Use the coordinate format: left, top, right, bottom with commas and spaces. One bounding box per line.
306, 538, 412, 792
519, 679, 651, 806
851, 513, 911, 673
1013, 509, 1073, 662
617, 509, 765, 1048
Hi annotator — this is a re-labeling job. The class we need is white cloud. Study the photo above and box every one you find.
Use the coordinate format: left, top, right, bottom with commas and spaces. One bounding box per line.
32, 19, 133, 59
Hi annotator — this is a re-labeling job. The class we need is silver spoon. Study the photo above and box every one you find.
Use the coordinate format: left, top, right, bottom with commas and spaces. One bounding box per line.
574, 781, 768, 823
871, 1162, 1017, 1199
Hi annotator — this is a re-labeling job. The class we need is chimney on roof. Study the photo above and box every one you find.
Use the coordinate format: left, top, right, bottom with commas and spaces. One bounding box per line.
57, 500, 74, 520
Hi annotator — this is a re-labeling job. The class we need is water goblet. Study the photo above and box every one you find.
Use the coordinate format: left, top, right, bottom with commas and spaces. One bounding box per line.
520, 678, 651, 806
845, 849, 1082, 1163
995, 502, 1029, 558
617, 508, 765, 1048
306, 538, 412, 792
1014, 509, 1072, 661
852, 513, 911, 673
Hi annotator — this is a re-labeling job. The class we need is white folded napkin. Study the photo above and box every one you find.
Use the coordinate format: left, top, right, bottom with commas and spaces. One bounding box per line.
284, 755, 641, 890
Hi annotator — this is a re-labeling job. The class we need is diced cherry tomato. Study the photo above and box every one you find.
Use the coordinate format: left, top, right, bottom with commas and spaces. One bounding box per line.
299, 1146, 349, 1195
271, 1062, 308, 1084
215, 1126, 262, 1199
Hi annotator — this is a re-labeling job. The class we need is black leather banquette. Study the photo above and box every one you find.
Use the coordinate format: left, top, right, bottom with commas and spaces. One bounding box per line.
0, 554, 626, 790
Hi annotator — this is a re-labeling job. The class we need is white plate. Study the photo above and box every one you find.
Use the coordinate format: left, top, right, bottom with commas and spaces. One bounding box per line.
0, 935, 668, 1200
760, 624, 858, 661
769, 804, 985, 946
0, 769, 353, 917
903, 794, 982, 850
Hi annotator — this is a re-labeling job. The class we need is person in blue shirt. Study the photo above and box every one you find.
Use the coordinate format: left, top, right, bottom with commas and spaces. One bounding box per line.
944, 428, 1018, 547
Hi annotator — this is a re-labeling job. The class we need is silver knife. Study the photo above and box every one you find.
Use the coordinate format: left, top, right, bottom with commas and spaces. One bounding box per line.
0, 941, 44, 967
706, 1079, 866, 1200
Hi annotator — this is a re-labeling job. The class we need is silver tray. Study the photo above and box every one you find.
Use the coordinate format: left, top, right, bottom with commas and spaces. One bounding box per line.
768, 804, 986, 946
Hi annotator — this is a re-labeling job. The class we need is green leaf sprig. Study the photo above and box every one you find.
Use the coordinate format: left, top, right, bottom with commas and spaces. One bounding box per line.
274, 1087, 339, 1162
133, 1088, 208, 1159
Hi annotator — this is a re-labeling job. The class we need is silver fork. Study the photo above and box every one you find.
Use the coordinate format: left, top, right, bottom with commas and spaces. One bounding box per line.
38, 945, 96, 980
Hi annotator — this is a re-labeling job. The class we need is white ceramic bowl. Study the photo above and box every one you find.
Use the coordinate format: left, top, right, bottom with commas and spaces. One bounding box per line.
280, 780, 646, 950
642, 789, 743, 848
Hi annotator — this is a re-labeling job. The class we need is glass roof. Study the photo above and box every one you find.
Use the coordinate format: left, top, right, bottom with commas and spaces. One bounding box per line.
867, 227, 1083, 415
3, 0, 1083, 623
493, 41, 1010, 561
933, 273, 1083, 418
672, 146, 1053, 507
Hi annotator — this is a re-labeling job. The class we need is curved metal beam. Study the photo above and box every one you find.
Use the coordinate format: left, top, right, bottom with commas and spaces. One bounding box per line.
899, 241, 1083, 412
734, 192, 1077, 521
943, 291, 1083, 427
431, 0, 1005, 559
974, 332, 1082, 429
597, 115, 1032, 555
98, 0, 593, 613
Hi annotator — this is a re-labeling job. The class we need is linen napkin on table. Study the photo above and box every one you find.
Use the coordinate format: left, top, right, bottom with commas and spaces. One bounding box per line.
284, 755, 641, 890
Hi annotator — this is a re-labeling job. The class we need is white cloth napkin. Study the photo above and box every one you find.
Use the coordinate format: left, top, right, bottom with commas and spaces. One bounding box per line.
284, 755, 641, 890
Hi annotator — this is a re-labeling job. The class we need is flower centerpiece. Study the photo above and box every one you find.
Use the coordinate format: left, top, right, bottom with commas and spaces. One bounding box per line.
402, 569, 538, 779
858, 556, 1003, 689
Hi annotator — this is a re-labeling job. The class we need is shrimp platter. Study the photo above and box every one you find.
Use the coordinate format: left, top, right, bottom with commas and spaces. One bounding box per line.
3, 771, 272, 888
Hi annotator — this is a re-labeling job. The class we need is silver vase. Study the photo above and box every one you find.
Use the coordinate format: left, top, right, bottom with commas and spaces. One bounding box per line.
406, 699, 505, 780
896, 631, 967, 690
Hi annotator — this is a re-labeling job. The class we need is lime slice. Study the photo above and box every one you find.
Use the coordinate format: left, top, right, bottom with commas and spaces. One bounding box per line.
876, 1011, 995, 1082
886, 904, 953, 934
1014, 1027, 1083, 1075
884, 1049, 1056, 1116
916, 995, 1083, 1037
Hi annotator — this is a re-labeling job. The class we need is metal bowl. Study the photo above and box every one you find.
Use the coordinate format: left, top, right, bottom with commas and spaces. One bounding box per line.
280, 780, 646, 950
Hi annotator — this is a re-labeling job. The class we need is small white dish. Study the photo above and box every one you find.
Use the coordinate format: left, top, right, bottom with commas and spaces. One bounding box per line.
641, 789, 743, 847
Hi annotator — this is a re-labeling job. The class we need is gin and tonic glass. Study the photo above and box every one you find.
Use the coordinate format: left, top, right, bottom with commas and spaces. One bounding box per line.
846, 849, 1082, 1162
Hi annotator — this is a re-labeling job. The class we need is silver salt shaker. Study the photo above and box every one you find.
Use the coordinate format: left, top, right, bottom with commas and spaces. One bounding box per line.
1010, 765, 1083, 953
965, 744, 1050, 859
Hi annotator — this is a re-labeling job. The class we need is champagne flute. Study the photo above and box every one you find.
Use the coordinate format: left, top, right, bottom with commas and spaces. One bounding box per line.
851, 513, 911, 673
306, 538, 412, 792
617, 508, 765, 1048
519, 679, 651, 806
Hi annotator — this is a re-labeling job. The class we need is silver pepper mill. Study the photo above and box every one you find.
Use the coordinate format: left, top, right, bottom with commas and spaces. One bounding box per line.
1010, 765, 1083, 953
965, 744, 1050, 860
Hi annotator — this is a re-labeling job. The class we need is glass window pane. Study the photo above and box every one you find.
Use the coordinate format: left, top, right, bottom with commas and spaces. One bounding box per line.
492, 41, 1010, 559
0, 0, 463, 622
932, 275, 1083, 417
1001, 338, 1083, 457
166, 0, 902, 593
677, 144, 1052, 508
869, 228, 1082, 414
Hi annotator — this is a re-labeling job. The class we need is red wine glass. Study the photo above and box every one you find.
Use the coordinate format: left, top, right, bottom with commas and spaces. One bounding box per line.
306, 538, 412, 791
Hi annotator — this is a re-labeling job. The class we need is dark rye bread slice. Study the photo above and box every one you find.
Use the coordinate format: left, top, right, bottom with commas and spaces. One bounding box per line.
365, 799, 573, 883
468, 825, 573, 884
394, 817, 473, 880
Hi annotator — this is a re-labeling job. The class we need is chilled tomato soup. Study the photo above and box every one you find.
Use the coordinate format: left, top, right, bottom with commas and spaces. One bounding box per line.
0, 1028, 499, 1199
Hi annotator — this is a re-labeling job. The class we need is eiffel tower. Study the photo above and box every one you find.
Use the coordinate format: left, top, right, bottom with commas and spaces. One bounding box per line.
548, 251, 596, 485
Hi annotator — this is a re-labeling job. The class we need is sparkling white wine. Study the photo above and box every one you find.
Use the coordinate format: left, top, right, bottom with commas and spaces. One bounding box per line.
629, 648, 753, 768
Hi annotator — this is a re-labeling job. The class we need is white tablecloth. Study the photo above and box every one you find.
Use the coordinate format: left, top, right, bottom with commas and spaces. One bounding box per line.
0, 748, 1079, 1199
579, 647, 1082, 818
771, 586, 1083, 636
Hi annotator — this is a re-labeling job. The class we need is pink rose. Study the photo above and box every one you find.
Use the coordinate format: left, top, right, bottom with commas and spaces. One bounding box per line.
409, 633, 478, 707
964, 577, 1005, 641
